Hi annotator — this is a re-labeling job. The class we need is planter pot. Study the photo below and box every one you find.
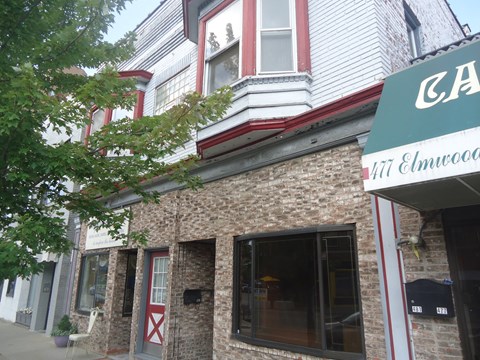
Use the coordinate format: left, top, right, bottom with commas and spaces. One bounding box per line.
15, 312, 32, 328
53, 335, 69, 348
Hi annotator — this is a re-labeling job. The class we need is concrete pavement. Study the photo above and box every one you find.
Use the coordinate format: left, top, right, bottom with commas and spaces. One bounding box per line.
0, 319, 106, 360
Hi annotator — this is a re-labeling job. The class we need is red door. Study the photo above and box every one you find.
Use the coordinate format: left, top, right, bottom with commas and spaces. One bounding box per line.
144, 251, 169, 350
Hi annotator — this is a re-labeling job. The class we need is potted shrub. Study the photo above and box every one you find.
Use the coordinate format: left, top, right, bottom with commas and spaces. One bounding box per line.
51, 315, 78, 348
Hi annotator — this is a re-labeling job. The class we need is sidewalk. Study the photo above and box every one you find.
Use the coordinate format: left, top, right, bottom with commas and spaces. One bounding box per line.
0, 319, 107, 360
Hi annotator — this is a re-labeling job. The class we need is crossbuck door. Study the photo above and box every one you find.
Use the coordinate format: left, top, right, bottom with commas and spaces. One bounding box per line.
144, 251, 169, 354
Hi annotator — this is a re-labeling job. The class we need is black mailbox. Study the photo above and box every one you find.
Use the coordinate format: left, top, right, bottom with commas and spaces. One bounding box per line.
183, 289, 202, 305
405, 279, 455, 317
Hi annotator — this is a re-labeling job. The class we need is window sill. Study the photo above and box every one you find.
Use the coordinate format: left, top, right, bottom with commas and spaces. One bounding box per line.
232, 334, 364, 360
231, 71, 312, 92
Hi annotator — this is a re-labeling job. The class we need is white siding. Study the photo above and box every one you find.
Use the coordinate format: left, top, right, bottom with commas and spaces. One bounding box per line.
118, 0, 464, 161
309, 0, 385, 107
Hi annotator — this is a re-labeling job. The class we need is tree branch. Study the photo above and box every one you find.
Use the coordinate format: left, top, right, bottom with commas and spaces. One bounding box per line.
0, 0, 43, 53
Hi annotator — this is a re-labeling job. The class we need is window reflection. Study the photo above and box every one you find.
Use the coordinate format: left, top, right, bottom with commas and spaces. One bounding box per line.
204, 1, 241, 93
236, 229, 362, 355
77, 254, 109, 312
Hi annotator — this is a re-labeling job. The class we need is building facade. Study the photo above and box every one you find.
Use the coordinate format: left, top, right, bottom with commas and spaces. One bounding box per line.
69, 0, 472, 359
0, 81, 84, 335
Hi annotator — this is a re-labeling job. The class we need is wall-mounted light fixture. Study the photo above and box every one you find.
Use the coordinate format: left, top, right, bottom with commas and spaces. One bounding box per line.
395, 210, 442, 259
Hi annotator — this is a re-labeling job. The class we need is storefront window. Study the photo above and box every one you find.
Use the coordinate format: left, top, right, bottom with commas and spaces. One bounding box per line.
77, 254, 109, 312
234, 227, 363, 356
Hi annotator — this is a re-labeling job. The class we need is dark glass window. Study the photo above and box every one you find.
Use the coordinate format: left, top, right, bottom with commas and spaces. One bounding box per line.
6, 278, 16, 297
77, 254, 109, 312
123, 252, 137, 316
234, 227, 363, 357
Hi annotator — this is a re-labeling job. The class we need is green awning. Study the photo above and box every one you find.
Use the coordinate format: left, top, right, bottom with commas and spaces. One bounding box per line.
362, 39, 480, 210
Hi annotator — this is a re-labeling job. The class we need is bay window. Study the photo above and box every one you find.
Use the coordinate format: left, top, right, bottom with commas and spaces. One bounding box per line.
258, 0, 295, 72
204, 0, 242, 94
77, 253, 109, 312
233, 226, 363, 357
195, 0, 310, 93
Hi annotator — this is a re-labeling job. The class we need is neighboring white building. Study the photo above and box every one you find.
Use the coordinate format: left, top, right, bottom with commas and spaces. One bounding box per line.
0, 69, 85, 335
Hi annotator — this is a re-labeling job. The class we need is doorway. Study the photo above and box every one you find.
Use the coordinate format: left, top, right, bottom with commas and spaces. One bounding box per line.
143, 251, 169, 358
444, 205, 480, 360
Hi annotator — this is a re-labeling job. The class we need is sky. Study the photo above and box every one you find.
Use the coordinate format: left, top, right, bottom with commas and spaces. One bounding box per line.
448, 0, 480, 34
104, 0, 160, 43
105, 0, 480, 44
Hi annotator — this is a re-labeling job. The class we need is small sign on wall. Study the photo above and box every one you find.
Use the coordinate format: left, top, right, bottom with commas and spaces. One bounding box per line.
405, 279, 455, 317
85, 209, 130, 250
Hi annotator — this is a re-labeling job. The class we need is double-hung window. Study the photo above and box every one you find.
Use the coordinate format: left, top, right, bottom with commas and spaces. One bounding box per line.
77, 254, 109, 312
258, 0, 296, 73
204, 0, 242, 94
154, 69, 189, 115
233, 226, 363, 357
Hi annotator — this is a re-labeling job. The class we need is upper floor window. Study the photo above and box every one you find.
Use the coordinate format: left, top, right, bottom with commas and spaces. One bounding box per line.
84, 70, 152, 142
90, 108, 106, 136
404, 4, 421, 58
155, 69, 190, 115
204, 1, 242, 94
258, 0, 296, 73
195, 0, 310, 94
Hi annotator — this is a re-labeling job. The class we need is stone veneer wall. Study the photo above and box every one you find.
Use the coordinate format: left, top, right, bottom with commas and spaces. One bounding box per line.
72, 140, 466, 359
398, 207, 463, 360
125, 142, 387, 359
166, 242, 215, 359
105, 250, 133, 354
70, 248, 133, 354
70, 247, 109, 355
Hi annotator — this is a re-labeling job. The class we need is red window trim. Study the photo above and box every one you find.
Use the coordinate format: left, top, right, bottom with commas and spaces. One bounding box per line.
195, 0, 237, 93
84, 90, 146, 147
242, 0, 256, 76
195, 0, 310, 93
133, 90, 146, 119
295, 0, 311, 73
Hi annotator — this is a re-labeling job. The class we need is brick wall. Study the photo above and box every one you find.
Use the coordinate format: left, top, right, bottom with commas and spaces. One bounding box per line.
72, 140, 464, 359
105, 250, 133, 354
165, 242, 215, 359
125, 142, 387, 359
398, 207, 463, 360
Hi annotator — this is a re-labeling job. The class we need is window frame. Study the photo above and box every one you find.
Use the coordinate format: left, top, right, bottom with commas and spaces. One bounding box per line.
76, 253, 109, 314
149, 255, 169, 305
404, 4, 421, 58
195, 0, 311, 94
154, 68, 190, 115
6, 277, 16, 297
84, 85, 147, 146
202, 0, 242, 94
232, 225, 364, 359
256, 0, 297, 74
